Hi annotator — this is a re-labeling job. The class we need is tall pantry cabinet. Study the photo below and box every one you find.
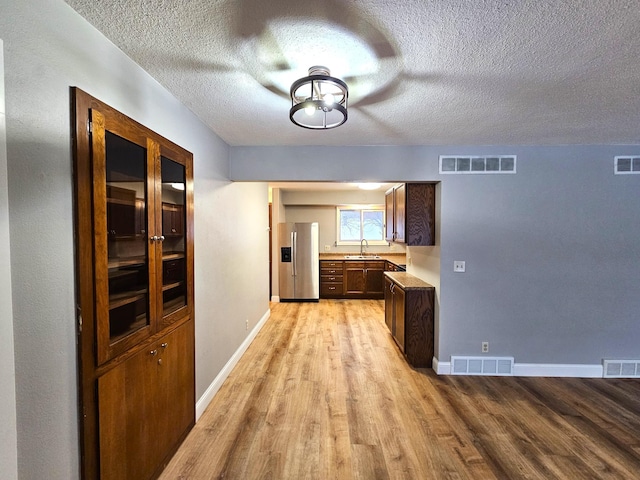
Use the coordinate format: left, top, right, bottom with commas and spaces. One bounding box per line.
73, 89, 195, 480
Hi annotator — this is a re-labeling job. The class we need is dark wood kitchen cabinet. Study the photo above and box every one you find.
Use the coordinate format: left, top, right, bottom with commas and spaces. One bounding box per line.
344, 260, 385, 299
320, 259, 385, 299
345, 261, 366, 295
384, 272, 434, 367
73, 88, 194, 480
320, 260, 345, 297
365, 261, 385, 296
385, 183, 436, 246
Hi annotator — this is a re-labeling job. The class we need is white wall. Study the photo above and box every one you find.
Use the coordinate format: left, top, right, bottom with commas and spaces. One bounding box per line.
0, 38, 18, 480
0, 1, 269, 477
270, 187, 285, 300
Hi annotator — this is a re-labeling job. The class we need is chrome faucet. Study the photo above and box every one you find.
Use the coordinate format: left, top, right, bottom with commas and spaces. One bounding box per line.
360, 238, 369, 256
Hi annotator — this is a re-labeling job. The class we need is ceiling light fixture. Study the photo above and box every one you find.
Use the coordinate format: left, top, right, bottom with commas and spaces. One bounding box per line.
290, 66, 348, 130
357, 183, 382, 190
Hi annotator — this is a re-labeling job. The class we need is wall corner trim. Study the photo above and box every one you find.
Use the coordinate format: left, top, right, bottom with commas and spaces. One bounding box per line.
432, 357, 451, 375
195, 308, 271, 420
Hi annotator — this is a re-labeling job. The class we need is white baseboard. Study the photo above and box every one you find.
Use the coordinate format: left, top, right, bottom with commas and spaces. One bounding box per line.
513, 363, 602, 378
432, 357, 603, 378
195, 308, 271, 420
432, 356, 450, 375
271, 295, 280, 302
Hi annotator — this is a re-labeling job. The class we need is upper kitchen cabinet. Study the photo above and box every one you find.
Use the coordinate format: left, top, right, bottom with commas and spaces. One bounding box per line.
385, 183, 436, 246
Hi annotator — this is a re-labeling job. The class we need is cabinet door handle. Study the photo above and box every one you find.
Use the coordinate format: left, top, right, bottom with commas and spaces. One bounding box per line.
159, 235, 165, 241
150, 349, 158, 356
157, 358, 163, 365
161, 342, 168, 349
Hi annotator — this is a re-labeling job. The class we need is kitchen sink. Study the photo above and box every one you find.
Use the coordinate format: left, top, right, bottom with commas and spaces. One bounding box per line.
344, 255, 382, 259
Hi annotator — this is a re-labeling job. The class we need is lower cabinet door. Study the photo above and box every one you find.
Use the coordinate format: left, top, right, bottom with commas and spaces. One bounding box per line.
365, 262, 385, 297
384, 277, 393, 331
155, 321, 195, 463
394, 286, 406, 352
97, 320, 194, 480
345, 263, 366, 295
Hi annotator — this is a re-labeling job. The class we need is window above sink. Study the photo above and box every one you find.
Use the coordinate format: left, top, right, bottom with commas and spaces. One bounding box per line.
336, 205, 387, 246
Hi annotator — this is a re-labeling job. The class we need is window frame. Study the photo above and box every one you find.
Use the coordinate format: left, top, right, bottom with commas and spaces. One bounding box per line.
336, 205, 387, 246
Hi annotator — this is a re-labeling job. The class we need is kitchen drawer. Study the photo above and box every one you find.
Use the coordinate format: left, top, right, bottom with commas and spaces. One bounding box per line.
321, 274, 343, 283
321, 267, 343, 275
320, 261, 342, 268
345, 261, 366, 269
321, 282, 344, 297
320, 261, 344, 275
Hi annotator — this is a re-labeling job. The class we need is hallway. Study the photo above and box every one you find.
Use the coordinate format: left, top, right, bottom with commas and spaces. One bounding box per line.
160, 300, 640, 479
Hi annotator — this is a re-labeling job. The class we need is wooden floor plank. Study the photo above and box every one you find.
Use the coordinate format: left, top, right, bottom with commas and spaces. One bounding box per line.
159, 300, 640, 480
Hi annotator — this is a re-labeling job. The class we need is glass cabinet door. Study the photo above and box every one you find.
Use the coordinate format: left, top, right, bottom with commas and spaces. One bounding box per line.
105, 131, 150, 338
92, 109, 154, 364
159, 155, 187, 323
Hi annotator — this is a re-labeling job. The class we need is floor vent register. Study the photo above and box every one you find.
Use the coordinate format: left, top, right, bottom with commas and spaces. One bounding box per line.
451, 356, 514, 376
603, 360, 640, 378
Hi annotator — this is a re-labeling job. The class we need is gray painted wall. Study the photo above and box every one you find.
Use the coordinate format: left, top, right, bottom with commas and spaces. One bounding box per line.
231, 145, 640, 365
0, 38, 18, 480
1, 1, 268, 477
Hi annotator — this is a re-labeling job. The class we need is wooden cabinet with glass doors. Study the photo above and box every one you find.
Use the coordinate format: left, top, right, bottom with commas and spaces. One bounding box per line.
73, 88, 194, 480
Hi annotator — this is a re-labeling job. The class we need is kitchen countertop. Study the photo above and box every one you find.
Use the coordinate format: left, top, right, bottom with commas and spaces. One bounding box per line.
384, 271, 435, 290
319, 253, 406, 264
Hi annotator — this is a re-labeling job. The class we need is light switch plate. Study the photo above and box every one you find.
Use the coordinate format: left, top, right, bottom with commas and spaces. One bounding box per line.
454, 261, 466, 272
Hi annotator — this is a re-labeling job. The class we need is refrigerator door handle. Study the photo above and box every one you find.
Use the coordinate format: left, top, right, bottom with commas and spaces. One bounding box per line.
292, 231, 297, 276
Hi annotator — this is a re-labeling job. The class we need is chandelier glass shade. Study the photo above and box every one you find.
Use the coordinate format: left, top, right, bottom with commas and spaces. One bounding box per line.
290, 66, 348, 129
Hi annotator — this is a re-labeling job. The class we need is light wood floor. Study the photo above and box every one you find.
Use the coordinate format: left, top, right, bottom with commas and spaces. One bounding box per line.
160, 300, 640, 479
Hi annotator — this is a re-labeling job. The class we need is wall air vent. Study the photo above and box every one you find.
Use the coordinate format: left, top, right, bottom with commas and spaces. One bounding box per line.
439, 155, 516, 174
614, 156, 640, 174
603, 360, 640, 378
451, 356, 514, 376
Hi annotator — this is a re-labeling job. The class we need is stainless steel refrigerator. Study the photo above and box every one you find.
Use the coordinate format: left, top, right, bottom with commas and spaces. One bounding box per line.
278, 222, 319, 302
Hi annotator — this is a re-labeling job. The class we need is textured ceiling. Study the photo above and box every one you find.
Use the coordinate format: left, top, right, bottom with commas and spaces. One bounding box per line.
64, 0, 640, 147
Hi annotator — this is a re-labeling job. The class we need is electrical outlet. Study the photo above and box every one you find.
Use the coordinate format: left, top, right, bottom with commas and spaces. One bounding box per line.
324, 245, 331, 252
482, 341, 489, 353
245, 319, 249, 331
454, 261, 466, 272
